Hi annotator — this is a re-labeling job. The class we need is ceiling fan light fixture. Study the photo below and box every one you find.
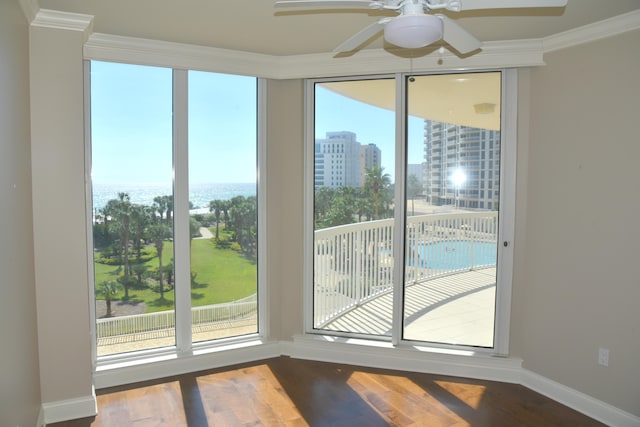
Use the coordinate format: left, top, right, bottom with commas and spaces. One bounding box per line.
384, 14, 442, 49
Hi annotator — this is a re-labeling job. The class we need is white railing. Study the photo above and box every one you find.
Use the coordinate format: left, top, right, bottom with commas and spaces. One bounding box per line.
314, 211, 498, 327
97, 293, 257, 339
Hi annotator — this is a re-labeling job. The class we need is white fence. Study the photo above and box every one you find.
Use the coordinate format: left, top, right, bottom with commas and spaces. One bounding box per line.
97, 293, 257, 339
314, 212, 498, 327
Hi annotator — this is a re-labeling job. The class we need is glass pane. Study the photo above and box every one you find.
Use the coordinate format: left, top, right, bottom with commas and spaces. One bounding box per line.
313, 79, 395, 337
188, 71, 258, 343
91, 61, 175, 356
403, 72, 501, 347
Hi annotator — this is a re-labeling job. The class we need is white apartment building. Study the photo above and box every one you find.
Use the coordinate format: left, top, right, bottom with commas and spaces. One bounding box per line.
315, 131, 380, 189
423, 120, 500, 210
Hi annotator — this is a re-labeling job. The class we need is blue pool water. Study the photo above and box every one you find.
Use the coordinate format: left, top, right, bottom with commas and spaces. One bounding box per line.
408, 240, 497, 270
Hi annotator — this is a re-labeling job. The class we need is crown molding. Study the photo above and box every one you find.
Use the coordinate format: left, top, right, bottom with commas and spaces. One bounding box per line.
85, 33, 544, 79
543, 9, 640, 53
85, 33, 279, 78
82, 10, 638, 79
274, 39, 544, 79
18, 0, 39, 23
31, 9, 94, 42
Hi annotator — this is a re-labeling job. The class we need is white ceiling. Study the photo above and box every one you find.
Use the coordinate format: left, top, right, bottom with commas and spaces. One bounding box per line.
37, 0, 639, 56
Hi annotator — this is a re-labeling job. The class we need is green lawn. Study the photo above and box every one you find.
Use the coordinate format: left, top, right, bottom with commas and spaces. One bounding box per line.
94, 237, 257, 313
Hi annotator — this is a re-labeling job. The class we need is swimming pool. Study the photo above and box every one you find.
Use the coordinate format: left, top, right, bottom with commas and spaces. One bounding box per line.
407, 240, 497, 270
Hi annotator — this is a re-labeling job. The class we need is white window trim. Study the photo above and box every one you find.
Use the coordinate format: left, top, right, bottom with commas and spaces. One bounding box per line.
84, 61, 268, 377
303, 70, 516, 357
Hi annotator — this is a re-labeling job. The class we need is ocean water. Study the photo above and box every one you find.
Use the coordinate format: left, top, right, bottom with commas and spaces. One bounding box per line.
92, 182, 256, 211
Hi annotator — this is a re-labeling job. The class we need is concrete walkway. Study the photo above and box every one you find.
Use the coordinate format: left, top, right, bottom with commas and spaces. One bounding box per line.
197, 227, 214, 239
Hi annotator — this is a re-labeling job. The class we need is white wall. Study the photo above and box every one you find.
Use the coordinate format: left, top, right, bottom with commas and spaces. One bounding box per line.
29, 19, 95, 410
265, 79, 305, 340
519, 29, 640, 416
0, 1, 42, 426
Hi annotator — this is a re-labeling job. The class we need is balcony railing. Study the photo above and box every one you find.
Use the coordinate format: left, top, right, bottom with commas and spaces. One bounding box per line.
314, 211, 498, 328
97, 293, 257, 339
96, 212, 498, 347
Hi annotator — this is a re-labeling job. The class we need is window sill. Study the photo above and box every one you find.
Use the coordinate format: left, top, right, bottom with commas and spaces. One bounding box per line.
286, 334, 522, 384
94, 336, 280, 389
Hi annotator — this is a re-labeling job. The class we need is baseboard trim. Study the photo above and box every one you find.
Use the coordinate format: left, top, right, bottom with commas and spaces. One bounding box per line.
36, 406, 45, 427
41, 387, 97, 425
287, 337, 640, 426
81, 338, 639, 427
521, 369, 640, 427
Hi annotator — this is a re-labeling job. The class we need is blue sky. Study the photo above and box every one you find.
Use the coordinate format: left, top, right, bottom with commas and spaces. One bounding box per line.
315, 85, 425, 182
91, 61, 257, 186
90, 61, 424, 186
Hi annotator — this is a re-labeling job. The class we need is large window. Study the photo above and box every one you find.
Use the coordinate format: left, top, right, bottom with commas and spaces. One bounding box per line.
89, 61, 260, 358
309, 71, 514, 353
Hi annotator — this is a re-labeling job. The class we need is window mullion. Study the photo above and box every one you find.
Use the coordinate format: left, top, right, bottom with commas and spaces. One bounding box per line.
493, 69, 517, 355
84, 60, 98, 367
391, 73, 407, 346
173, 69, 192, 352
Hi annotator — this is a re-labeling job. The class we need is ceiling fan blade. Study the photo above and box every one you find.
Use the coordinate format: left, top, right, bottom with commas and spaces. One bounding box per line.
333, 20, 386, 52
438, 15, 481, 54
275, 0, 374, 9
457, 0, 567, 11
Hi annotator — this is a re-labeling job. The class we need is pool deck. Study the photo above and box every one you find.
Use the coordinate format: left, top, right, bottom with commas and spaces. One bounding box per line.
321, 267, 497, 347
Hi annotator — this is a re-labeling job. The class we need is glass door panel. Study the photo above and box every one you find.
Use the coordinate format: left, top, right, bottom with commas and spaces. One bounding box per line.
312, 79, 396, 337
187, 71, 258, 343
90, 61, 175, 356
403, 72, 502, 347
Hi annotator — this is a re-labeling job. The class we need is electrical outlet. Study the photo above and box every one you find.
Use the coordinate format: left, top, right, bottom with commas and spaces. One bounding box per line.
598, 347, 609, 366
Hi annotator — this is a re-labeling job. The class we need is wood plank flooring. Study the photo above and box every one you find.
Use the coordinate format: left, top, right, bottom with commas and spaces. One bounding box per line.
49, 356, 605, 427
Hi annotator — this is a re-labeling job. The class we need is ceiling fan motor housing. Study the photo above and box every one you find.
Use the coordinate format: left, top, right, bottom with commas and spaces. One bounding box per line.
384, 14, 443, 48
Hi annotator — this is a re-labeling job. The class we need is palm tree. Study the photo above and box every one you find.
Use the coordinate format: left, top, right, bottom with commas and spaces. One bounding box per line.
364, 166, 391, 220
314, 187, 334, 226
355, 196, 372, 222
189, 216, 202, 241
209, 199, 228, 240
164, 195, 174, 224
111, 193, 133, 297
407, 173, 424, 216
96, 280, 122, 318
147, 223, 171, 300
228, 196, 257, 257
153, 196, 167, 222
130, 204, 152, 264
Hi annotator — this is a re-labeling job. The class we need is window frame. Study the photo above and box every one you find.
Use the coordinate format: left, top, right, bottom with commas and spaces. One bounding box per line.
303, 70, 516, 356
84, 60, 268, 368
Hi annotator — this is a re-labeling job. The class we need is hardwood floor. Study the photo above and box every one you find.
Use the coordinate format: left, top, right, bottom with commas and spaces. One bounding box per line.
50, 356, 605, 427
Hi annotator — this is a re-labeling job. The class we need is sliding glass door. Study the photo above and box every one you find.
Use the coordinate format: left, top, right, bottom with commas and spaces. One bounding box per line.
310, 71, 511, 351
403, 72, 501, 347
312, 78, 396, 337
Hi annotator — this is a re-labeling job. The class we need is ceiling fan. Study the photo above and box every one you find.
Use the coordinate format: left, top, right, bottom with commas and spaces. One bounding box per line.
274, 0, 568, 54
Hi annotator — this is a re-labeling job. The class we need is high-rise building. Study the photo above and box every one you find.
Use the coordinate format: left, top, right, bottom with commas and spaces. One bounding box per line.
423, 120, 500, 210
315, 131, 380, 189
360, 143, 381, 186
